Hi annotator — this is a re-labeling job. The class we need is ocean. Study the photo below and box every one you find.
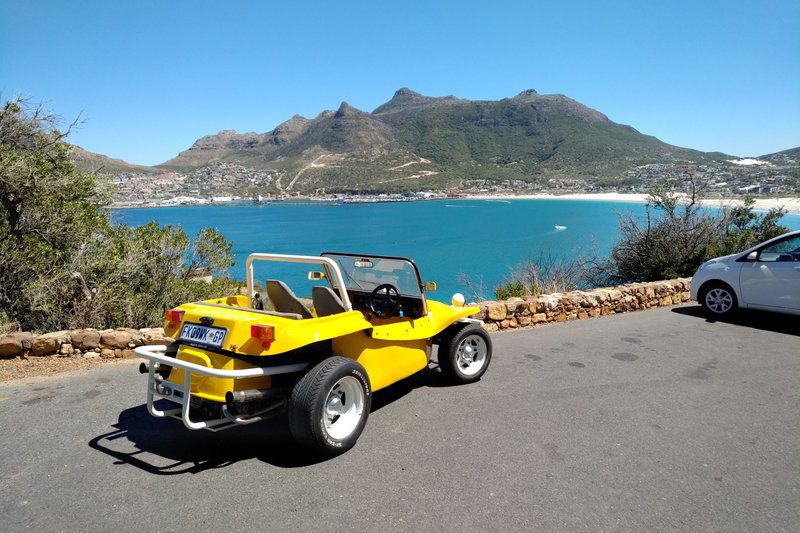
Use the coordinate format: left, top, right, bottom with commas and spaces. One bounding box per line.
111, 199, 800, 300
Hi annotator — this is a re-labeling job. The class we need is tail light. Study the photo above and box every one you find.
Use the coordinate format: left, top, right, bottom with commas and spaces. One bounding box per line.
166, 309, 185, 327
251, 324, 275, 349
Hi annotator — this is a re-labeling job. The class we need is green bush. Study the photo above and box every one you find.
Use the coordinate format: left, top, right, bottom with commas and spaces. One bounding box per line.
0, 98, 239, 332
589, 183, 789, 284
494, 281, 527, 300
493, 251, 587, 299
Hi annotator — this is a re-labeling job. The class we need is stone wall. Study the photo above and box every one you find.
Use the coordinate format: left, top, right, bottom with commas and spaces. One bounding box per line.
473, 278, 692, 331
0, 327, 173, 360
0, 278, 693, 359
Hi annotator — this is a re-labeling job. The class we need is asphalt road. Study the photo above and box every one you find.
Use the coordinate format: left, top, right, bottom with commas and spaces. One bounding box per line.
1, 305, 798, 532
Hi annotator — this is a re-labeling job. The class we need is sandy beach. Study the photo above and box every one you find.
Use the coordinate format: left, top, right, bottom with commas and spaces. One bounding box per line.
466, 193, 800, 214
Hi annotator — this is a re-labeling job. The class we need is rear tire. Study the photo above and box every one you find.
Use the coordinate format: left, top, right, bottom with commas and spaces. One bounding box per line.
438, 324, 492, 384
699, 281, 738, 317
288, 356, 371, 455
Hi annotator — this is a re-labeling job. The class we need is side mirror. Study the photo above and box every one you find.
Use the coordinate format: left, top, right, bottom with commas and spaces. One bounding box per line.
746, 251, 758, 262
423, 281, 437, 293
308, 271, 325, 281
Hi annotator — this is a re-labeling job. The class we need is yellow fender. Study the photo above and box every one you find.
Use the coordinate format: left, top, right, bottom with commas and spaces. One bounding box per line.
368, 300, 479, 341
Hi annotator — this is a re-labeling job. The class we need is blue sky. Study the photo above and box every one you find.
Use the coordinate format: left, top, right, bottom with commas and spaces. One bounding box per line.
1, 0, 798, 165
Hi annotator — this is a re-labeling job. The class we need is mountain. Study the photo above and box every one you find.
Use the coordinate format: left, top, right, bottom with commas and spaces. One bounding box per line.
372, 87, 463, 122
159, 130, 264, 170
75, 88, 743, 193
386, 89, 723, 180
70, 146, 155, 174
760, 146, 800, 165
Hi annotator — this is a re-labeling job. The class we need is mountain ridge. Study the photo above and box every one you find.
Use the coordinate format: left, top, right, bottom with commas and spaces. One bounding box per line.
72, 88, 796, 195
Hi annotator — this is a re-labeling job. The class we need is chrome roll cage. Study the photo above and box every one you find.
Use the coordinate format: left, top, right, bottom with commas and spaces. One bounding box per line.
245, 253, 353, 312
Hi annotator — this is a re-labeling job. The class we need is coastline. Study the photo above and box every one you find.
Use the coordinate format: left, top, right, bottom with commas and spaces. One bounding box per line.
464, 193, 800, 214
107, 193, 800, 215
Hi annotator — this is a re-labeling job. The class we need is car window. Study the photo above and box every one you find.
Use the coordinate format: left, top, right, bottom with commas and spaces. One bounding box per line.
759, 235, 800, 262
322, 254, 422, 297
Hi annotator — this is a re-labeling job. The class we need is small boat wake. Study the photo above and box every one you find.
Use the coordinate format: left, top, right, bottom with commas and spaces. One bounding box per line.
486, 199, 512, 204
554, 225, 567, 231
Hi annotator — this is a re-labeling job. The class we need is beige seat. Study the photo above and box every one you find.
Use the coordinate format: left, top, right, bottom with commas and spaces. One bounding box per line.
312, 286, 346, 317
266, 280, 313, 319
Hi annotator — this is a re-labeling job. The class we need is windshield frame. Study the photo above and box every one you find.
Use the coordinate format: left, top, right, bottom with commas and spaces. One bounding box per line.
320, 252, 426, 300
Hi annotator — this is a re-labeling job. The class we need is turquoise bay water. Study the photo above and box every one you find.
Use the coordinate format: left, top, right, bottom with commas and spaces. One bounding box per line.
112, 200, 800, 299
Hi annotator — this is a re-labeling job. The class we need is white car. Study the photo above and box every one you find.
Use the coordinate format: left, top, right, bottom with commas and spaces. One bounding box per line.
691, 230, 800, 317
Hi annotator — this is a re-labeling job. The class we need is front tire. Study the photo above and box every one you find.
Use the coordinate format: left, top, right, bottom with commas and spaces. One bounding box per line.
700, 281, 738, 317
288, 357, 371, 455
438, 324, 493, 384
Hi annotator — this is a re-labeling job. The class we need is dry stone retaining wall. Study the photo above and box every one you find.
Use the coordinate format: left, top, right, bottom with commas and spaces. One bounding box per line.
0, 327, 173, 360
472, 278, 692, 331
0, 278, 693, 358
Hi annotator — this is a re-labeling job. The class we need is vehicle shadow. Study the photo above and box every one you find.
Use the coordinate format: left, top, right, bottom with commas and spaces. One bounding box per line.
370, 363, 460, 412
88, 406, 320, 474
88, 365, 456, 475
671, 305, 800, 336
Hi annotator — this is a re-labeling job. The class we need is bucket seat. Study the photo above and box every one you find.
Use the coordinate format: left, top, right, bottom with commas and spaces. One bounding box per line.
266, 280, 313, 319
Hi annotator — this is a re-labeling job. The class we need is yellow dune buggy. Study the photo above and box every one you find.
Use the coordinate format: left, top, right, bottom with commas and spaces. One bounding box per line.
135, 252, 492, 455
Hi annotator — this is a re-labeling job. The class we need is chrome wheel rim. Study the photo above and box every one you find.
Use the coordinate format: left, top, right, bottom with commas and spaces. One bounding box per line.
456, 334, 488, 376
323, 376, 365, 440
705, 288, 733, 314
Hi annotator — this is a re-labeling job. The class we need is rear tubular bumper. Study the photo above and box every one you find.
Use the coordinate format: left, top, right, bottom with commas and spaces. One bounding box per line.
134, 345, 308, 431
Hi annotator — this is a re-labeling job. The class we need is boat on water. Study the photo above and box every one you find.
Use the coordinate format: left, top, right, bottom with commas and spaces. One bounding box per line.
554, 225, 567, 231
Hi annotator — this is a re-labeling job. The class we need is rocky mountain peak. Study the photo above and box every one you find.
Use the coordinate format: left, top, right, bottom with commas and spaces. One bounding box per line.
372, 87, 454, 115
512, 89, 539, 100
334, 102, 363, 118
268, 114, 311, 146
393, 87, 424, 99
191, 130, 260, 150
274, 114, 309, 131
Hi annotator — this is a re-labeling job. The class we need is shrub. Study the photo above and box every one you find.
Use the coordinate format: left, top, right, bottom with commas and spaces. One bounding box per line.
455, 271, 489, 302
0, 98, 239, 332
711, 197, 789, 257
494, 251, 587, 299
494, 281, 527, 300
590, 181, 789, 284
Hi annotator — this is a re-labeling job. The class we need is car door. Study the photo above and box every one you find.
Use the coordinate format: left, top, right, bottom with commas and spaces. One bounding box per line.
739, 234, 800, 311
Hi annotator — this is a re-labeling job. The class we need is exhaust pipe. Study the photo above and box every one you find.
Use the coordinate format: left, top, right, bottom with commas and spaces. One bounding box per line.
225, 387, 290, 408
139, 362, 172, 379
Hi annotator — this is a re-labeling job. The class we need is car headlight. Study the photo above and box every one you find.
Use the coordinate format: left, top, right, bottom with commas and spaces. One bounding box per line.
451, 293, 465, 307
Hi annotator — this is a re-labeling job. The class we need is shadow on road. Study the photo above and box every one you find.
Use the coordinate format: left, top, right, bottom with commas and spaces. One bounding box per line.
672, 305, 799, 336
89, 366, 456, 474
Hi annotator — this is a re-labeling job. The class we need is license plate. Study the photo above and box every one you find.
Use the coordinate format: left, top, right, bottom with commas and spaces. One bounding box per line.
179, 323, 227, 348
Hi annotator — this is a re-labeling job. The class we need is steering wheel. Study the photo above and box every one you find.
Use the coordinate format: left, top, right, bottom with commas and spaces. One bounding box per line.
368, 284, 401, 318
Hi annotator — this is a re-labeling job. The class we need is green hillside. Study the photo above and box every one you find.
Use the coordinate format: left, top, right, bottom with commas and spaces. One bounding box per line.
70, 145, 155, 175
75, 88, 739, 193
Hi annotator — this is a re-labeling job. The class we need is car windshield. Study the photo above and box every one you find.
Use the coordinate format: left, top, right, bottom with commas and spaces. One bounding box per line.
322, 254, 422, 297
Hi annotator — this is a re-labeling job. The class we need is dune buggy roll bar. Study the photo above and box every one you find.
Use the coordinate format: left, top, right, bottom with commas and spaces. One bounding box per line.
245, 253, 353, 312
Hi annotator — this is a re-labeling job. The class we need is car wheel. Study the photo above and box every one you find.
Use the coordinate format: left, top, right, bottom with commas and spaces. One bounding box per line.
700, 282, 738, 317
439, 324, 493, 384
288, 356, 371, 455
